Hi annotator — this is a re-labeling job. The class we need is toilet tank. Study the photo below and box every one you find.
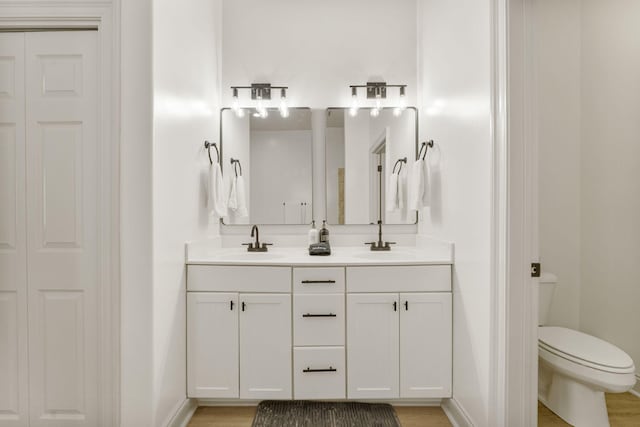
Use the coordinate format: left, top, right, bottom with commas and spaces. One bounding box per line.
538, 272, 558, 326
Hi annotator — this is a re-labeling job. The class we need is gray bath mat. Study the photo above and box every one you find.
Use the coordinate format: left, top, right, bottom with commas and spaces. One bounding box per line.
252, 400, 401, 427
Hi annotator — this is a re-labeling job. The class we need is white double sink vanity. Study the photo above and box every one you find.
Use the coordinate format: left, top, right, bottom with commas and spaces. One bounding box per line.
186, 244, 453, 403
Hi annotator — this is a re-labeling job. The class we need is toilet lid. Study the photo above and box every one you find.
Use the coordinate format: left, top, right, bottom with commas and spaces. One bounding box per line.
539, 327, 635, 372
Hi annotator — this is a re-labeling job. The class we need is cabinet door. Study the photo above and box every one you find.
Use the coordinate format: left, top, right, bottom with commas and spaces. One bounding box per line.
239, 294, 291, 399
347, 293, 399, 399
400, 292, 452, 398
187, 292, 239, 398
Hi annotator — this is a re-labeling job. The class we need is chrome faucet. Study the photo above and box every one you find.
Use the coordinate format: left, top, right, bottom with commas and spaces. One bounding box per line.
243, 225, 272, 252
365, 221, 396, 251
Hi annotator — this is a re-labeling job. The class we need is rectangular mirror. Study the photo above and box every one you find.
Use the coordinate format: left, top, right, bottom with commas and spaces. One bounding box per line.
325, 107, 418, 225
221, 107, 313, 225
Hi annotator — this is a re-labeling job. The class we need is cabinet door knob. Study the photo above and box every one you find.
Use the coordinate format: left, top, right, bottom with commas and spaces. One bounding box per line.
230, 300, 234, 311
393, 301, 397, 311
404, 301, 408, 311
241, 302, 246, 312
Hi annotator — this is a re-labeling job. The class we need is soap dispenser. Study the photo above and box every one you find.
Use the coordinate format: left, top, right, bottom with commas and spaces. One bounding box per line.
308, 220, 319, 245
320, 220, 330, 243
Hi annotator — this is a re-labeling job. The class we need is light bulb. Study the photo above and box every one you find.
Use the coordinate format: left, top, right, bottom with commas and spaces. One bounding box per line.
232, 88, 244, 118
349, 87, 359, 117
256, 97, 268, 119
279, 88, 289, 118
398, 86, 407, 113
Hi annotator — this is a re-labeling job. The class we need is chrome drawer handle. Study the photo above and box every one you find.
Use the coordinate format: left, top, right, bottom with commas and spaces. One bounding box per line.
303, 367, 337, 373
302, 313, 337, 318
301, 280, 336, 284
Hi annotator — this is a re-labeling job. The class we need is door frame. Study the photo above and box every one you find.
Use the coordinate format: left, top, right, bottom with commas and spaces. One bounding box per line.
490, 0, 538, 425
0, 3, 121, 426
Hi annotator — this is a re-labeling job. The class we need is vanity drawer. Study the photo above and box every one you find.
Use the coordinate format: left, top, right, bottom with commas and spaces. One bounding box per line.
346, 265, 451, 292
294, 294, 345, 346
293, 267, 345, 293
187, 265, 291, 292
294, 347, 345, 399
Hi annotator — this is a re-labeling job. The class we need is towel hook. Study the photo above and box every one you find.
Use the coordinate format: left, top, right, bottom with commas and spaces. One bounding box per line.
392, 157, 407, 174
230, 158, 243, 177
204, 140, 219, 165
418, 140, 434, 161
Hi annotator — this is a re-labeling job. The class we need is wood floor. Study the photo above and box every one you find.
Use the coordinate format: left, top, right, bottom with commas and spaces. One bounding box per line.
187, 405, 452, 427
538, 393, 640, 426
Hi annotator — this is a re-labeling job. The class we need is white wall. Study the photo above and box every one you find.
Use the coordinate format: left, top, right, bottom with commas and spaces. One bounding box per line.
250, 130, 312, 224
579, 0, 640, 384
152, 1, 222, 426
417, 0, 492, 425
534, 0, 582, 329
120, 1, 155, 425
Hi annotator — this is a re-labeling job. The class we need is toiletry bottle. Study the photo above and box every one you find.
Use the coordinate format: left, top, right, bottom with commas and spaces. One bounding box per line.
308, 220, 319, 245
320, 220, 330, 243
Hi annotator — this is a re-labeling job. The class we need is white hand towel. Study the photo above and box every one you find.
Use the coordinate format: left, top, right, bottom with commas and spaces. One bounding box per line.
208, 162, 227, 217
421, 158, 431, 207
235, 175, 248, 217
397, 170, 405, 210
386, 172, 399, 212
227, 175, 238, 211
408, 159, 425, 211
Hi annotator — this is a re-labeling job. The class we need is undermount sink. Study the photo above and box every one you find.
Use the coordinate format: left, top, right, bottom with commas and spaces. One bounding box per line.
214, 252, 286, 261
352, 251, 414, 260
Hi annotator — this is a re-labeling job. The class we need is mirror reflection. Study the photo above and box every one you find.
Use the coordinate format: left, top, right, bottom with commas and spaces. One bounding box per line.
325, 107, 418, 225
221, 108, 313, 225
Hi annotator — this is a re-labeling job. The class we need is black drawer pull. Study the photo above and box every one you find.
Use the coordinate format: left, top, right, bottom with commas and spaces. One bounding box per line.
301, 280, 336, 284
303, 367, 337, 373
302, 313, 337, 318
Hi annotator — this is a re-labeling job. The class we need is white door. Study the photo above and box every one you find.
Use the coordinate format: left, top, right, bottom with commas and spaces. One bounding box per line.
400, 292, 452, 398
24, 31, 99, 427
347, 293, 399, 399
0, 32, 28, 427
187, 292, 239, 398
239, 294, 291, 399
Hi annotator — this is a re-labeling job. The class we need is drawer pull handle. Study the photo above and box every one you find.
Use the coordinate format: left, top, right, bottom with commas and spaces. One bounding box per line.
302, 313, 337, 318
303, 367, 337, 373
301, 280, 336, 284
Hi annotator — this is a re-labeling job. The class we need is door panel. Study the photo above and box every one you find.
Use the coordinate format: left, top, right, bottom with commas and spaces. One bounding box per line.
239, 294, 291, 399
187, 293, 239, 398
347, 293, 399, 399
400, 292, 452, 398
0, 32, 28, 427
25, 31, 98, 427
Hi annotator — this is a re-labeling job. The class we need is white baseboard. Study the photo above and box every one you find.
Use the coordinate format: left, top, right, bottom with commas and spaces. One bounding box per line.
442, 398, 474, 427
631, 375, 640, 398
196, 398, 442, 407
166, 398, 198, 427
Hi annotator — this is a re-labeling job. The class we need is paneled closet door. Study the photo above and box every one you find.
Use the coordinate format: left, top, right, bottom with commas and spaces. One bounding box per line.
24, 31, 99, 427
0, 33, 28, 427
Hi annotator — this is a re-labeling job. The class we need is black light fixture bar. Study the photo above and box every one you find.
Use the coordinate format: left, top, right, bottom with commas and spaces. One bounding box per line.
349, 82, 408, 99
231, 83, 289, 100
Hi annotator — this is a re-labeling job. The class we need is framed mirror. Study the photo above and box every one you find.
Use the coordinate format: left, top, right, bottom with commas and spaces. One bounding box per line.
221, 107, 313, 225
325, 107, 418, 225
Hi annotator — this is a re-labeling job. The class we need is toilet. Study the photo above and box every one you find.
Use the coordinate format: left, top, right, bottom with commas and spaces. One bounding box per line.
538, 272, 636, 426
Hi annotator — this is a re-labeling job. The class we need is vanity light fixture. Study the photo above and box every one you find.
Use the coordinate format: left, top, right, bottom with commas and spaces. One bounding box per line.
348, 82, 408, 117
230, 83, 289, 119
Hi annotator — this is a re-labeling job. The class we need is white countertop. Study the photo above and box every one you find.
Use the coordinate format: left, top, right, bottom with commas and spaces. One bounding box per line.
186, 244, 453, 266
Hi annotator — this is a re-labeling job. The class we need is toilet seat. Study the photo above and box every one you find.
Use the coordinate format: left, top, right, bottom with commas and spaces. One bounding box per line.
538, 326, 635, 374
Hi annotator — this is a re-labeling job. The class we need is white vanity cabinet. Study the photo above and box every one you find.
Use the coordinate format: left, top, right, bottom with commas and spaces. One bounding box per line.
346, 266, 452, 399
186, 257, 452, 403
187, 266, 292, 400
